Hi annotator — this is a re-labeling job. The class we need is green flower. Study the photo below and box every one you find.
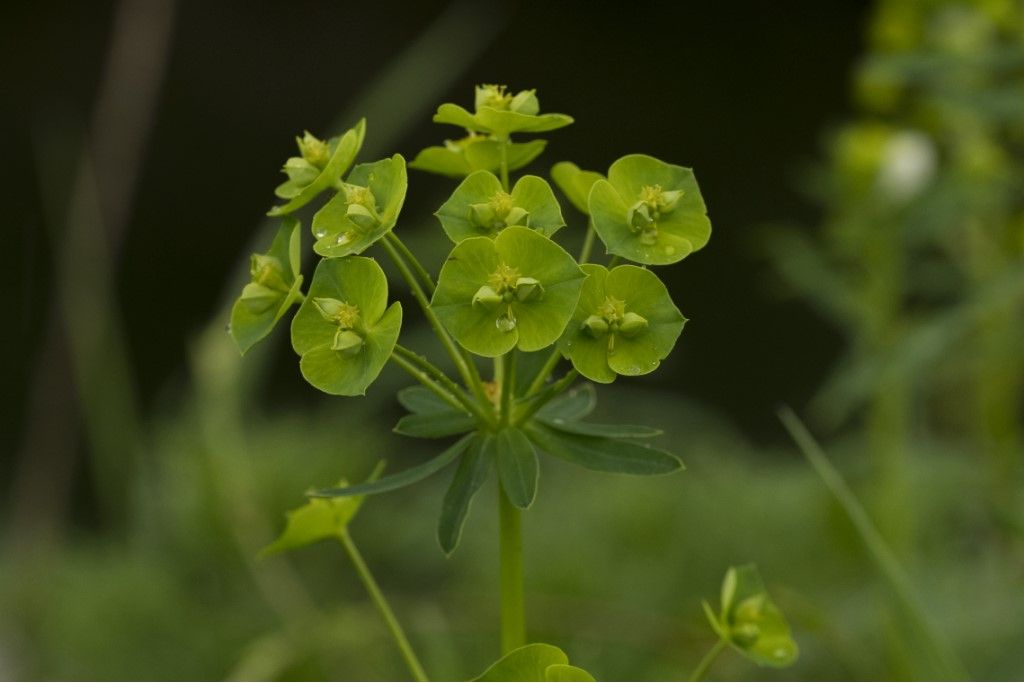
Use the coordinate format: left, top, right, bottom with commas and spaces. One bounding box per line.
291, 257, 402, 396
550, 162, 604, 215
435, 170, 564, 243
229, 217, 305, 354
310, 154, 408, 258
558, 264, 685, 383
704, 564, 799, 668
589, 154, 711, 265
268, 119, 366, 216
433, 84, 573, 139
431, 226, 585, 357
410, 133, 547, 178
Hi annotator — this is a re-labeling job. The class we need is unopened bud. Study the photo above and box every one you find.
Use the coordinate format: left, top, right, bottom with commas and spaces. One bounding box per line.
331, 329, 364, 354
618, 312, 648, 337
509, 89, 539, 115
514, 277, 543, 301
473, 285, 502, 306
582, 315, 609, 337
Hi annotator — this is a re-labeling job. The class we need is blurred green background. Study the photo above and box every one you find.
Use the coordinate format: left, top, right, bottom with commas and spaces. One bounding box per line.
3, 0, 1023, 679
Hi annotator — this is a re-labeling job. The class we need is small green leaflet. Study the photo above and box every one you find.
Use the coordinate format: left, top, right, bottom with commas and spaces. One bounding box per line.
524, 423, 682, 475
438, 433, 493, 555
474, 643, 595, 682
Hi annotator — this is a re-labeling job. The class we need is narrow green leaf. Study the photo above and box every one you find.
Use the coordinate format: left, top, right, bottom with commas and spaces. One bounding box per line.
394, 411, 477, 439
525, 423, 682, 475
536, 417, 662, 439
397, 385, 452, 414
535, 383, 596, 421
312, 434, 474, 498
496, 427, 539, 508
438, 433, 492, 554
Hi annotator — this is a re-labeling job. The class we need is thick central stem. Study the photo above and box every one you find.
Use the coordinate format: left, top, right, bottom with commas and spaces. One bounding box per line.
498, 484, 525, 654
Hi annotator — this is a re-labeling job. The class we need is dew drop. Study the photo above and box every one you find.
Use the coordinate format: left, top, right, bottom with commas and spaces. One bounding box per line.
314, 227, 327, 239
495, 316, 517, 332
335, 232, 352, 246
664, 245, 677, 255
224, 323, 232, 334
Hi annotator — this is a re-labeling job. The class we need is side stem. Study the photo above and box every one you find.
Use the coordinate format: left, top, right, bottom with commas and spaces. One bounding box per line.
338, 531, 429, 682
689, 638, 727, 682
578, 218, 597, 263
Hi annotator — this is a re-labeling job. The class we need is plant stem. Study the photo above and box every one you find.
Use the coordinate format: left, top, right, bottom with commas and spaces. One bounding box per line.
515, 369, 579, 426
389, 353, 463, 410
499, 350, 516, 427
499, 137, 511, 191
607, 255, 622, 268
525, 349, 562, 398
386, 233, 435, 294
380, 237, 492, 411
337, 531, 429, 682
578, 218, 596, 263
689, 638, 727, 682
393, 345, 492, 425
778, 406, 969, 681
498, 485, 525, 654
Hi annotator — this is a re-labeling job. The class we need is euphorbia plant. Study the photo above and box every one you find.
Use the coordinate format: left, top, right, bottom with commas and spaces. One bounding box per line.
230, 84, 796, 680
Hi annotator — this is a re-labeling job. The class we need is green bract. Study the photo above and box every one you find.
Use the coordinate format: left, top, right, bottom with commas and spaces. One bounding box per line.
269, 119, 366, 216
559, 264, 685, 383
550, 162, 604, 215
229, 217, 305, 354
311, 154, 408, 258
704, 564, 799, 669
431, 226, 585, 357
410, 134, 547, 178
290, 256, 402, 396
589, 154, 711, 265
433, 84, 573, 138
435, 170, 565, 243
474, 643, 595, 682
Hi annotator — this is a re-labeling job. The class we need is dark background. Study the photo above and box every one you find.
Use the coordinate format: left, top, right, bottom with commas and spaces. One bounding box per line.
4, 0, 867, 492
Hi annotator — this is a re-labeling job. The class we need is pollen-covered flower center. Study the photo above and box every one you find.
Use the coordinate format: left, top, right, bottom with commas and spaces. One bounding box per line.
626, 184, 685, 245
313, 298, 365, 354
582, 295, 649, 351
469, 191, 529, 233
474, 84, 539, 115
473, 262, 544, 333
297, 131, 330, 169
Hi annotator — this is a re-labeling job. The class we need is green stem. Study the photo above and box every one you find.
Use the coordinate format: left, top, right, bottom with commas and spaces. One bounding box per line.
380, 237, 492, 411
514, 370, 579, 426
499, 137, 511, 191
499, 350, 516, 427
778, 406, 969, 681
607, 255, 622, 268
338, 531, 429, 682
389, 353, 463, 411
525, 349, 562, 398
689, 638, 727, 682
393, 345, 492, 426
386, 233, 435, 294
498, 485, 525, 654
578, 218, 596, 263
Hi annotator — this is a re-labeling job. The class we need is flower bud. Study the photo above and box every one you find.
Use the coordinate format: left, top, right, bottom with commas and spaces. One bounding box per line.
283, 157, 320, 185
331, 329, 364, 354
731, 622, 761, 647
514, 276, 543, 301
473, 285, 502, 307
346, 203, 378, 230
627, 202, 654, 232
581, 315, 609, 337
505, 206, 530, 227
250, 254, 289, 292
313, 297, 360, 328
618, 311, 649, 337
239, 283, 280, 314
470, 202, 497, 228
297, 131, 330, 169
509, 89, 539, 115
657, 188, 685, 213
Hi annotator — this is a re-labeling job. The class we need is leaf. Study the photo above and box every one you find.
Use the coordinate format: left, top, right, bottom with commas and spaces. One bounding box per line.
558, 264, 686, 383
261, 462, 384, 556
397, 385, 452, 414
432, 103, 573, 137
394, 410, 478, 438
290, 257, 402, 396
311, 154, 408, 258
714, 564, 799, 669
536, 417, 662, 439
312, 434, 475, 499
536, 383, 596, 421
411, 138, 547, 178
550, 162, 604, 215
438, 433, 492, 554
473, 643, 594, 682
495, 427, 539, 508
589, 154, 711, 266
230, 217, 304, 354
431, 227, 585, 357
268, 119, 366, 216
524, 423, 682, 475
434, 171, 565, 243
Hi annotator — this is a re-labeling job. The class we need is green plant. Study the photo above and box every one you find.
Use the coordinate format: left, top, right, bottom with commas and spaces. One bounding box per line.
229, 84, 796, 680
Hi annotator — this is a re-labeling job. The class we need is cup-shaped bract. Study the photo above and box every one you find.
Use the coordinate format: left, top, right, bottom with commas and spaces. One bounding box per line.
716, 564, 799, 668
589, 154, 711, 265
559, 264, 685, 383
550, 162, 605, 215
433, 85, 573, 138
268, 119, 366, 216
410, 134, 547, 178
291, 257, 402, 396
230, 217, 305, 354
431, 226, 585, 357
435, 170, 565, 243
310, 154, 408, 258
